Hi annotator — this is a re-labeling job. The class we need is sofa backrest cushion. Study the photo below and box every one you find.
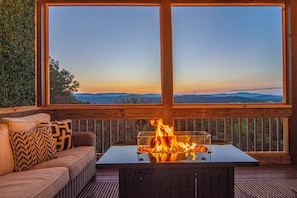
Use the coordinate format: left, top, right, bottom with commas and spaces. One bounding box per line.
0, 124, 14, 176
1, 113, 50, 131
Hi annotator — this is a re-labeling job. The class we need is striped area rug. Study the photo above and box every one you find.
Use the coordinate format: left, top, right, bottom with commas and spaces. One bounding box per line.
78, 182, 119, 198
235, 179, 297, 198
78, 179, 297, 198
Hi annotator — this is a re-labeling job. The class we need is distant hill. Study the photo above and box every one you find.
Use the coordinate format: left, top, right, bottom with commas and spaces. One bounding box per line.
73, 92, 283, 104
73, 93, 161, 104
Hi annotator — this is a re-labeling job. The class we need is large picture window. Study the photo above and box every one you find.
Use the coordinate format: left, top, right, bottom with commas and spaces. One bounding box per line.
49, 6, 161, 104
48, 4, 284, 105
172, 6, 283, 103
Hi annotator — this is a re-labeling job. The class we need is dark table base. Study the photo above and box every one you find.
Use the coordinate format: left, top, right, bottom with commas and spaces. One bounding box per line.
97, 145, 258, 198
119, 166, 234, 198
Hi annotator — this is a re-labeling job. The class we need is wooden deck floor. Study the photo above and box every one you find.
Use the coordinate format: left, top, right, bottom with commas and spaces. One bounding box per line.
234, 164, 297, 179
96, 164, 297, 182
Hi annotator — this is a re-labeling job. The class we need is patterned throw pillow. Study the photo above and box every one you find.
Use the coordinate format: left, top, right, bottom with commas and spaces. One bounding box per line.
38, 119, 73, 152
9, 127, 57, 172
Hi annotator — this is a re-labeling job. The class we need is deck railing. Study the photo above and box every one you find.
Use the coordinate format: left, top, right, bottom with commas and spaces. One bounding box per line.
42, 104, 291, 163
71, 117, 288, 154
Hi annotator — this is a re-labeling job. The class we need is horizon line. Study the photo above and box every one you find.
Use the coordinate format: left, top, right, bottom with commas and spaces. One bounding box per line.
74, 91, 283, 96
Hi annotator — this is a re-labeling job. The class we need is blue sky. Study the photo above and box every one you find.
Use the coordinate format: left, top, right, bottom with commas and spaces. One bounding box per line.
49, 5, 283, 95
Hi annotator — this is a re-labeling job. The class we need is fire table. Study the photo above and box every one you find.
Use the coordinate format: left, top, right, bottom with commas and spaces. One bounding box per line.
96, 144, 258, 198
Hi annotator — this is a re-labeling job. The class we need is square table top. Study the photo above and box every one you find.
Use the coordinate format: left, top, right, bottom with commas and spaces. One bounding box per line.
96, 144, 259, 169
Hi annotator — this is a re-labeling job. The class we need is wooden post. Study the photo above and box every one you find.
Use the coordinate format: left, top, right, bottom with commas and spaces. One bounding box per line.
288, 0, 297, 164
160, 0, 173, 126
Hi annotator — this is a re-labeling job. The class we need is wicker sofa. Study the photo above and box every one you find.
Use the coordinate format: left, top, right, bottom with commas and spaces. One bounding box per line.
0, 113, 96, 198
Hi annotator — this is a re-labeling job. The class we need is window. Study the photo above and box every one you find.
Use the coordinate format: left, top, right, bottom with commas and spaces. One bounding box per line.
37, 0, 291, 160
172, 6, 283, 103
49, 6, 161, 104
47, 3, 285, 105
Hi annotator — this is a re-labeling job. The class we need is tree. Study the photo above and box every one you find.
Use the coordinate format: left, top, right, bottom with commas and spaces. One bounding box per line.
50, 57, 88, 104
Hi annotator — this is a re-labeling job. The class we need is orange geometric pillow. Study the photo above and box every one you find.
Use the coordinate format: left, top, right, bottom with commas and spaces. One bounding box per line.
38, 120, 73, 152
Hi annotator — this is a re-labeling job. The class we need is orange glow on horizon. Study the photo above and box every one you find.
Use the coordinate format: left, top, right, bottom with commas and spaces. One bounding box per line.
77, 85, 282, 95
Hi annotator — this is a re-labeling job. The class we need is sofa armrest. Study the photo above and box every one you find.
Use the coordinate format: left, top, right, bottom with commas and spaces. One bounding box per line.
72, 132, 96, 147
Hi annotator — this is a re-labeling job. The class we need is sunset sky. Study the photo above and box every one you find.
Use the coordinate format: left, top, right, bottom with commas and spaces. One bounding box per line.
49, 5, 283, 95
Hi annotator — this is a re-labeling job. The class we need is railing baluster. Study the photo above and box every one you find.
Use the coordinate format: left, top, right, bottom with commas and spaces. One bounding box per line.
239, 118, 242, 150
201, 118, 204, 131
108, 120, 111, 148
247, 118, 250, 152
124, 119, 127, 142
261, 118, 265, 151
100, 120, 104, 153
231, 118, 235, 145
216, 118, 219, 140
193, 118, 197, 131
185, 118, 189, 131
206, 118, 209, 132
78, 119, 81, 131
116, 119, 119, 143
224, 118, 228, 142
276, 118, 281, 151
93, 120, 96, 134
132, 119, 135, 142
284, 118, 289, 152
269, 118, 273, 151
85, 119, 87, 131
254, 118, 257, 152
139, 119, 142, 132
178, 119, 182, 131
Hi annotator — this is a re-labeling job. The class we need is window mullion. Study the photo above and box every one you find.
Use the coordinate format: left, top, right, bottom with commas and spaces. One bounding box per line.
161, 0, 173, 125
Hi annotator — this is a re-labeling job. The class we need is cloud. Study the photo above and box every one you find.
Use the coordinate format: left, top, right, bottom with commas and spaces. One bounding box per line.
227, 87, 283, 95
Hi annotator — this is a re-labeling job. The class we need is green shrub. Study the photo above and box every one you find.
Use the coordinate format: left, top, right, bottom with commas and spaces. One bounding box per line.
0, 0, 35, 107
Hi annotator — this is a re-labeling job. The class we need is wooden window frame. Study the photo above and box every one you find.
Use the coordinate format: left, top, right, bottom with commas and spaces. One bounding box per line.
37, 0, 291, 126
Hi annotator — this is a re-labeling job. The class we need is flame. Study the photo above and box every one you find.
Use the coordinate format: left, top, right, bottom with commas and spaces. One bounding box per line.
138, 119, 208, 162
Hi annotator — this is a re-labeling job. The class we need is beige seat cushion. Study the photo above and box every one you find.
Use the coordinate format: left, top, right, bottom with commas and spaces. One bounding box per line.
0, 167, 69, 198
31, 146, 95, 179
0, 124, 14, 176
0, 113, 50, 131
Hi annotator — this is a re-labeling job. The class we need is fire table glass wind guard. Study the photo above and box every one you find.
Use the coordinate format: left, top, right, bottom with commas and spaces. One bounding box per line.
137, 131, 211, 162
